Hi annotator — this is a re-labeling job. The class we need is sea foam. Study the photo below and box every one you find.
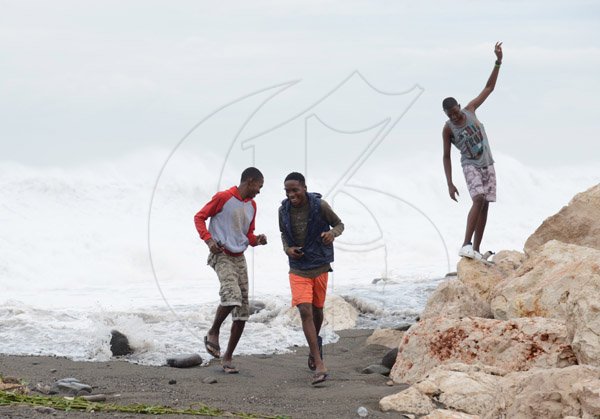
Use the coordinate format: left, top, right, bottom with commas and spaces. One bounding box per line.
0, 149, 598, 363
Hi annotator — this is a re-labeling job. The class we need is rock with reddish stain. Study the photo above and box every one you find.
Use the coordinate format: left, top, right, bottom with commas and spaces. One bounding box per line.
389, 316, 576, 385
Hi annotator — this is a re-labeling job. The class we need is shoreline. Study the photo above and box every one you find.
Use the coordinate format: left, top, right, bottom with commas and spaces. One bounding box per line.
1, 329, 406, 418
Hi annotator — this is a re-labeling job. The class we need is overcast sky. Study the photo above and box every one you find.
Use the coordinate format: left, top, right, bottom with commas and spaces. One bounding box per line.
2, 0, 599, 168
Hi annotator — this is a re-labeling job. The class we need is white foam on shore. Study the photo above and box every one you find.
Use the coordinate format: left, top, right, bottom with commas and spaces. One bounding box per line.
1, 285, 429, 366
0, 149, 598, 363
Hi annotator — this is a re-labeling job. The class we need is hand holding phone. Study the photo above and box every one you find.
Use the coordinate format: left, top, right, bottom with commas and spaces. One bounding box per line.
288, 246, 303, 259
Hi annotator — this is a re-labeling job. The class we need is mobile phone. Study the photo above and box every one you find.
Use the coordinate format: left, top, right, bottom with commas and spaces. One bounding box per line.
294, 247, 304, 254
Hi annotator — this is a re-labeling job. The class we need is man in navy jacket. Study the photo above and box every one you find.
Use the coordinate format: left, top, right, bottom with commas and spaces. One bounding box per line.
279, 172, 344, 385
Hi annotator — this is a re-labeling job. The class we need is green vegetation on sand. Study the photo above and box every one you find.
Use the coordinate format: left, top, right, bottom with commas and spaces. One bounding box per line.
0, 390, 290, 418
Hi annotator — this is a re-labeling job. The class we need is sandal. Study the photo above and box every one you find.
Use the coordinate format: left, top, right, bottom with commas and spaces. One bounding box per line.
204, 336, 221, 358
222, 364, 239, 374
311, 371, 329, 385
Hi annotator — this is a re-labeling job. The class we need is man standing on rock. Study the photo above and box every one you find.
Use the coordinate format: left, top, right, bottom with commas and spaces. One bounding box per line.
194, 167, 268, 374
279, 172, 344, 385
442, 42, 503, 261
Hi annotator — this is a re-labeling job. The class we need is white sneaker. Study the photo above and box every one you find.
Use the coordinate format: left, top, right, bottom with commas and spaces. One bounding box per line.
458, 244, 475, 258
481, 251, 495, 261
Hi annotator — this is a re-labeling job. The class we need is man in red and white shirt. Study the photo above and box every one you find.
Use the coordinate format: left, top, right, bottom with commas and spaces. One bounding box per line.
194, 167, 267, 373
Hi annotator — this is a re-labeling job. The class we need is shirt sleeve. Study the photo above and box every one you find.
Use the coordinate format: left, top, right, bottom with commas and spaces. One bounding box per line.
193, 191, 230, 241
278, 206, 290, 253
246, 200, 258, 246
320, 200, 344, 237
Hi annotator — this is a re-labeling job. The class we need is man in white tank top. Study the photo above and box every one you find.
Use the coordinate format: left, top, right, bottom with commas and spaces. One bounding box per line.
441, 42, 503, 261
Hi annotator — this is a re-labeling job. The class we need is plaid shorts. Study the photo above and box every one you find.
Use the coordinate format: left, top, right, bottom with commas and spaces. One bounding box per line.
207, 253, 249, 321
463, 164, 496, 202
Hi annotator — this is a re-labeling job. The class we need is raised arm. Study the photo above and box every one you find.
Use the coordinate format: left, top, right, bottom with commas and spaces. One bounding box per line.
465, 42, 503, 112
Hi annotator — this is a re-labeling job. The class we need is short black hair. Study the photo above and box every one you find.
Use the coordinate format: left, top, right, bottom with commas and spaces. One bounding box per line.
240, 167, 263, 183
284, 172, 305, 185
442, 97, 458, 111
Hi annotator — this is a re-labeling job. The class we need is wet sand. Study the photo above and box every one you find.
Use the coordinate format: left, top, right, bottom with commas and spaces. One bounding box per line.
0, 329, 407, 418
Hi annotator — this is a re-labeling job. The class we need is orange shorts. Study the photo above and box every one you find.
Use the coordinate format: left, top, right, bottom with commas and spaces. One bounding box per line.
289, 272, 328, 308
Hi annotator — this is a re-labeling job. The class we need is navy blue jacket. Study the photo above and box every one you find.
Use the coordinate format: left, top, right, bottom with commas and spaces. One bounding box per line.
279, 192, 334, 271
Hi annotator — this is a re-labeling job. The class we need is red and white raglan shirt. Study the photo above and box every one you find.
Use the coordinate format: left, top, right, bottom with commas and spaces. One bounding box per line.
194, 186, 258, 256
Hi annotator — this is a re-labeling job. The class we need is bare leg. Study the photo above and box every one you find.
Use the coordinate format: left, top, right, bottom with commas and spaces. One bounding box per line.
312, 306, 324, 336
463, 195, 486, 247
207, 304, 234, 349
473, 201, 489, 252
222, 320, 246, 365
298, 303, 326, 373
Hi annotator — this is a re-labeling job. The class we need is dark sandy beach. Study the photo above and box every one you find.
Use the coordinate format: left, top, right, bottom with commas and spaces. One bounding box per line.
0, 329, 406, 418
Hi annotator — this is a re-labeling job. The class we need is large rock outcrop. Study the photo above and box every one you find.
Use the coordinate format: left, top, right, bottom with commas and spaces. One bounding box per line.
524, 183, 600, 254
382, 363, 600, 419
390, 316, 576, 384
490, 250, 527, 279
382, 363, 503, 416
379, 386, 435, 415
456, 259, 504, 302
453, 250, 523, 297
415, 363, 503, 416
382, 184, 600, 417
490, 240, 600, 323
490, 365, 600, 418
420, 279, 491, 320
565, 268, 600, 366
